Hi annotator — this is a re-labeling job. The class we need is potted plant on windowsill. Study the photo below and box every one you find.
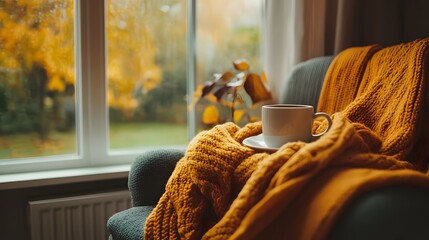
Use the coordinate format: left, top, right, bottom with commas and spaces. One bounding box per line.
192, 59, 273, 130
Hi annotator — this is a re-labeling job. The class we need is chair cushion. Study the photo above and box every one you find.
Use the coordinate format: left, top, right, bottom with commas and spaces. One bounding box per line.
279, 56, 334, 108
107, 206, 154, 240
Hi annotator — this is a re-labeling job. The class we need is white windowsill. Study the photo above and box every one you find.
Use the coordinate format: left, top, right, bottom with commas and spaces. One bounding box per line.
0, 164, 130, 191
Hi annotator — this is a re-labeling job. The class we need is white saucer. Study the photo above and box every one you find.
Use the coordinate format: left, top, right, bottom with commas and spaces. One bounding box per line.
242, 134, 279, 152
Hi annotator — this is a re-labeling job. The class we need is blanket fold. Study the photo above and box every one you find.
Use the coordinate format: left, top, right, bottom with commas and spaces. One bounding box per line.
144, 38, 429, 240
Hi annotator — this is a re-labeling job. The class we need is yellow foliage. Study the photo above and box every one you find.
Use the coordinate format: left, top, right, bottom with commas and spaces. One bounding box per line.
244, 73, 272, 103
203, 105, 220, 125
233, 109, 244, 123
204, 93, 218, 104
1, 56, 19, 69
141, 67, 162, 93
1, 0, 168, 117
0, 0, 76, 93
105, 0, 168, 113
233, 59, 250, 71
220, 100, 234, 109
248, 116, 261, 122
194, 57, 271, 127
261, 71, 269, 84
48, 75, 65, 92
194, 85, 204, 98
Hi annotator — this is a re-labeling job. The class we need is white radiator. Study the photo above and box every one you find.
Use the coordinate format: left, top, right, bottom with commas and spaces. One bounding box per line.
28, 190, 131, 240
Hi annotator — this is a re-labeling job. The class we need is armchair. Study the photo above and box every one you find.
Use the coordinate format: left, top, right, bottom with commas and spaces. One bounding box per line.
108, 56, 429, 240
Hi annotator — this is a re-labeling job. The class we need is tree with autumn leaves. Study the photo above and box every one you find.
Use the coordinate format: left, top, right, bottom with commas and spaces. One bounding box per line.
0, 0, 167, 136
0, 0, 76, 138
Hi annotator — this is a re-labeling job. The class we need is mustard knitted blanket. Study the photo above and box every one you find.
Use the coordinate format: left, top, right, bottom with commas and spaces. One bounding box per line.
318, 38, 429, 168
144, 38, 429, 240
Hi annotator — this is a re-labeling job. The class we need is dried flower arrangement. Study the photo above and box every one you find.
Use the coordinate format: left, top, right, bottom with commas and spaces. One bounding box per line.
192, 59, 273, 129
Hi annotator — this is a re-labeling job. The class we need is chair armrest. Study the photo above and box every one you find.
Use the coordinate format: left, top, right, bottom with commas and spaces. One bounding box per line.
128, 148, 185, 206
330, 184, 429, 240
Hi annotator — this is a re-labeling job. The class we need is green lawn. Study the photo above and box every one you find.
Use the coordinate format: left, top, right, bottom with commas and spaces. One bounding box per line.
0, 122, 188, 159
109, 122, 188, 148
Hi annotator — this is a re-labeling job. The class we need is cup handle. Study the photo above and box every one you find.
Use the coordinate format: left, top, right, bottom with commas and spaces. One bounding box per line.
312, 112, 332, 140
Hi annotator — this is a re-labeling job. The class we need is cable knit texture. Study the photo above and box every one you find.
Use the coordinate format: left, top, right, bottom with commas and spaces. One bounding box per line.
319, 38, 429, 166
317, 45, 381, 114
144, 38, 429, 240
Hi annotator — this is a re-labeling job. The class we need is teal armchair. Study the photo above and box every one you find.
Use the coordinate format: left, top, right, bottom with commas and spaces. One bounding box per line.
107, 56, 429, 240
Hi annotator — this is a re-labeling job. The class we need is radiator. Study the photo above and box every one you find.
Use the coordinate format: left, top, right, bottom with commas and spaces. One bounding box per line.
28, 190, 131, 240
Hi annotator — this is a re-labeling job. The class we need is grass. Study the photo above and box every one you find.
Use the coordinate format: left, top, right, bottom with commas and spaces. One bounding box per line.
0, 122, 188, 159
109, 122, 188, 148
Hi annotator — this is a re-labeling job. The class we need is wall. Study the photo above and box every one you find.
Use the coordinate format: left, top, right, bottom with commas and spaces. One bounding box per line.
0, 177, 128, 240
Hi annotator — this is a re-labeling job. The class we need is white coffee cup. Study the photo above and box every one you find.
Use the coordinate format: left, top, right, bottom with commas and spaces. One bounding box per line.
262, 104, 332, 148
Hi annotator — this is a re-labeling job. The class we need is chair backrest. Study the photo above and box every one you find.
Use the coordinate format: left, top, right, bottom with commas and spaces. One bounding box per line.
279, 56, 334, 108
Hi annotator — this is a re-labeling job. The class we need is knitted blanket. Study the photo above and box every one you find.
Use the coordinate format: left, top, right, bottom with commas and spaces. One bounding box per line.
144, 38, 429, 240
318, 39, 429, 167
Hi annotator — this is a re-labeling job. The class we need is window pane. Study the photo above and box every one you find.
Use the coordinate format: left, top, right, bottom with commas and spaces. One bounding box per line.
195, 0, 265, 130
0, 0, 77, 160
106, 0, 188, 150
196, 0, 264, 77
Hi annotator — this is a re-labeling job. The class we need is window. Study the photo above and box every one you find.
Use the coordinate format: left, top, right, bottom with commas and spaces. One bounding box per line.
0, 0, 264, 174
